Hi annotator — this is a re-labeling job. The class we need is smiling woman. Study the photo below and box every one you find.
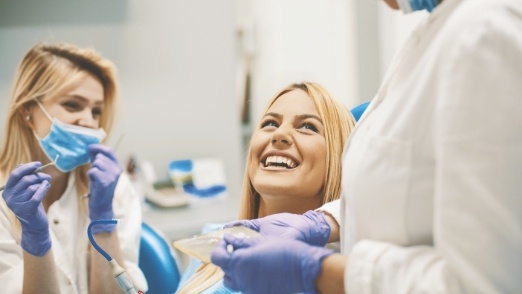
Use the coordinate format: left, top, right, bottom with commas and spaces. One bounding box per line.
176, 82, 355, 293
250, 87, 329, 217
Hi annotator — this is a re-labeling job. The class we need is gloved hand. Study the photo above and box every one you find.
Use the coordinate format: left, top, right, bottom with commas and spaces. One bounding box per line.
87, 144, 122, 233
212, 234, 334, 294
224, 210, 331, 247
2, 162, 52, 256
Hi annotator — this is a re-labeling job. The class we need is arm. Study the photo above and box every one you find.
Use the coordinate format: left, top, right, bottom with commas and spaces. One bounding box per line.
87, 145, 146, 292
87, 144, 141, 293
88, 176, 146, 292
316, 253, 346, 294
89, 230, 126, 293
22, 251, 59, 293
1, 162, 61, 293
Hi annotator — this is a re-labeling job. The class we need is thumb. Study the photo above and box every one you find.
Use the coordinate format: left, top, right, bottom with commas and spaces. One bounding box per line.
224, 219, 260, 232
211, 238, 231, 268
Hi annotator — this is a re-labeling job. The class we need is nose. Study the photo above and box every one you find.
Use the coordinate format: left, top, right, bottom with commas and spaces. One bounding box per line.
271, 126, 293, 147
76, 109, 97, 128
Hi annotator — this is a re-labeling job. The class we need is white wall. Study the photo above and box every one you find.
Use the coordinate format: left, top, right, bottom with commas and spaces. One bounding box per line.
236, 0, 361, 128
236, 0, 427, 129
0, 1, 243, 206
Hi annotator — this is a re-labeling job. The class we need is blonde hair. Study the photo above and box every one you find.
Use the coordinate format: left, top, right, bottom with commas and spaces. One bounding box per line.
0, 42, 118, 235
178, 82, 355, 293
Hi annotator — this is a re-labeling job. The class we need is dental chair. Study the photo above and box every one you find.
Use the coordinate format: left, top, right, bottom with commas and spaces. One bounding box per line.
139, 222, 181, 294
351, 101, 370, 122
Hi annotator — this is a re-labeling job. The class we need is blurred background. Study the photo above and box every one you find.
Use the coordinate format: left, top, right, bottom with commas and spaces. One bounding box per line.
0, 0, 426, 241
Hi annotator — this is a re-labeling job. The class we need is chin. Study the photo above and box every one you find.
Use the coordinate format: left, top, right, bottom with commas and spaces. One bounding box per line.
383, 0, 400, 9
253, 178, 295, 195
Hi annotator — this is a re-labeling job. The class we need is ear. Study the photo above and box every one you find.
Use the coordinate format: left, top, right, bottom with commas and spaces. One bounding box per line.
18, 103, 34, 124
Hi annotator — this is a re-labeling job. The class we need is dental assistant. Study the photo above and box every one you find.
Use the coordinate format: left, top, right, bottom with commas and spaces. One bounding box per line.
0, 43, 146, 293
212, 0, 522, 293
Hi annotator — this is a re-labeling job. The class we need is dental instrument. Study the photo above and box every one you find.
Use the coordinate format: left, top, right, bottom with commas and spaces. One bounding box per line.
0, 155, 59, 192
32, 155, 59, 174
88, 219, 140, 294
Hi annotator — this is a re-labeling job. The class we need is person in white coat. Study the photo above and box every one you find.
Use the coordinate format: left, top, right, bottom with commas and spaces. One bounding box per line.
0, 42, 147, 293
211, 0, 522, 293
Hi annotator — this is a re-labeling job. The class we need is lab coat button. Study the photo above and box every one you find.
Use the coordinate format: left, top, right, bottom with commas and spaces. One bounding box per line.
53, 219, 59, 225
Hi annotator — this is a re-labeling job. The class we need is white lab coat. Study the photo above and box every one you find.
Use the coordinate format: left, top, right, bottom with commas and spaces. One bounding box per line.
341, 0, 522, 293
0, 173, 147, 293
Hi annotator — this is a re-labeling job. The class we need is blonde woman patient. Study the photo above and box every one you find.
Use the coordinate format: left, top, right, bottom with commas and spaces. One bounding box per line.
0, 43, 146, 293
176, 82, 355, 293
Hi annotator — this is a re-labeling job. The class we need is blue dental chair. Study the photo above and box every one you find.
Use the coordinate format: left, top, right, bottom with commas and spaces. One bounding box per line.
351, 101, 370, 122
139, 222, 181, 294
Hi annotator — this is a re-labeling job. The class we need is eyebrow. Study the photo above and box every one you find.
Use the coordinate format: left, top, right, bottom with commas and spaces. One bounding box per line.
263, 112, 323, 123
63, 95, 104, 105
263, 112, 281, 119
295, 114, 323, 123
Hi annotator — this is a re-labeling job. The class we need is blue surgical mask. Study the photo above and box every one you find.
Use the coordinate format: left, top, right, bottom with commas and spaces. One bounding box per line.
35, 102, 106, 172
396, 0, 439, 13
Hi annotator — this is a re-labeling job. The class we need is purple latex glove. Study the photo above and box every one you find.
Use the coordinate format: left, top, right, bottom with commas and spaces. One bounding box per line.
225, 210, 331, 247
87, 144, 122, 233
2, 162, 52, 256
212, 234, 334, 294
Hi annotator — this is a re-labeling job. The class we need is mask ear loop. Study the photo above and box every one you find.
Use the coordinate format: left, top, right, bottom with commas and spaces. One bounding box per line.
32, 101, 53, 141
35, 100, 54, 122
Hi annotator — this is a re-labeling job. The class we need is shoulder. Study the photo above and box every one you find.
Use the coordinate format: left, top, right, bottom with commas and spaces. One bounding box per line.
441, 0, 522, 47
433, 0, 522, 77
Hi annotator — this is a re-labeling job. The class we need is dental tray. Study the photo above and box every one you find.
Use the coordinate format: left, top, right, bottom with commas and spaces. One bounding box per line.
173, 226, 261, 263
144, 179, 191, 208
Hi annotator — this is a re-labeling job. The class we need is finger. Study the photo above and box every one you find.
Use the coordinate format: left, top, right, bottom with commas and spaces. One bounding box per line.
87, 166, 102, 182
7, 162, 42, 185
223, 220, 247, 229
211, 239, 232, 269
222, 233, 260, 250
224, 220, 260, 232
15, 179, 48, 203
32, 180, 51, 203
34, 173, 52, 183
11, 173, 50, 192
90, 153, 110, 170
88, 144, 118, 162
91, 153, 121, 176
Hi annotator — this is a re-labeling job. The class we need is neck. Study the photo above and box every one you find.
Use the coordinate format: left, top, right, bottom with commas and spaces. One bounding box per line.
42, 167, 69, 212
258, 194, 323, 218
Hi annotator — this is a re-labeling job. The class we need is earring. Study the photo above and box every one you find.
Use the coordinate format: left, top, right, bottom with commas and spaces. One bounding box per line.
25, 115, 31, 121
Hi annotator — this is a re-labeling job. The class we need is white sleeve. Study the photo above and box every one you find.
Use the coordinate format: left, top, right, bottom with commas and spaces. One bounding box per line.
315, 199, 341, 226
113, 173, 148, 292
0, 205, 23, 293
347, 7, 522, 294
